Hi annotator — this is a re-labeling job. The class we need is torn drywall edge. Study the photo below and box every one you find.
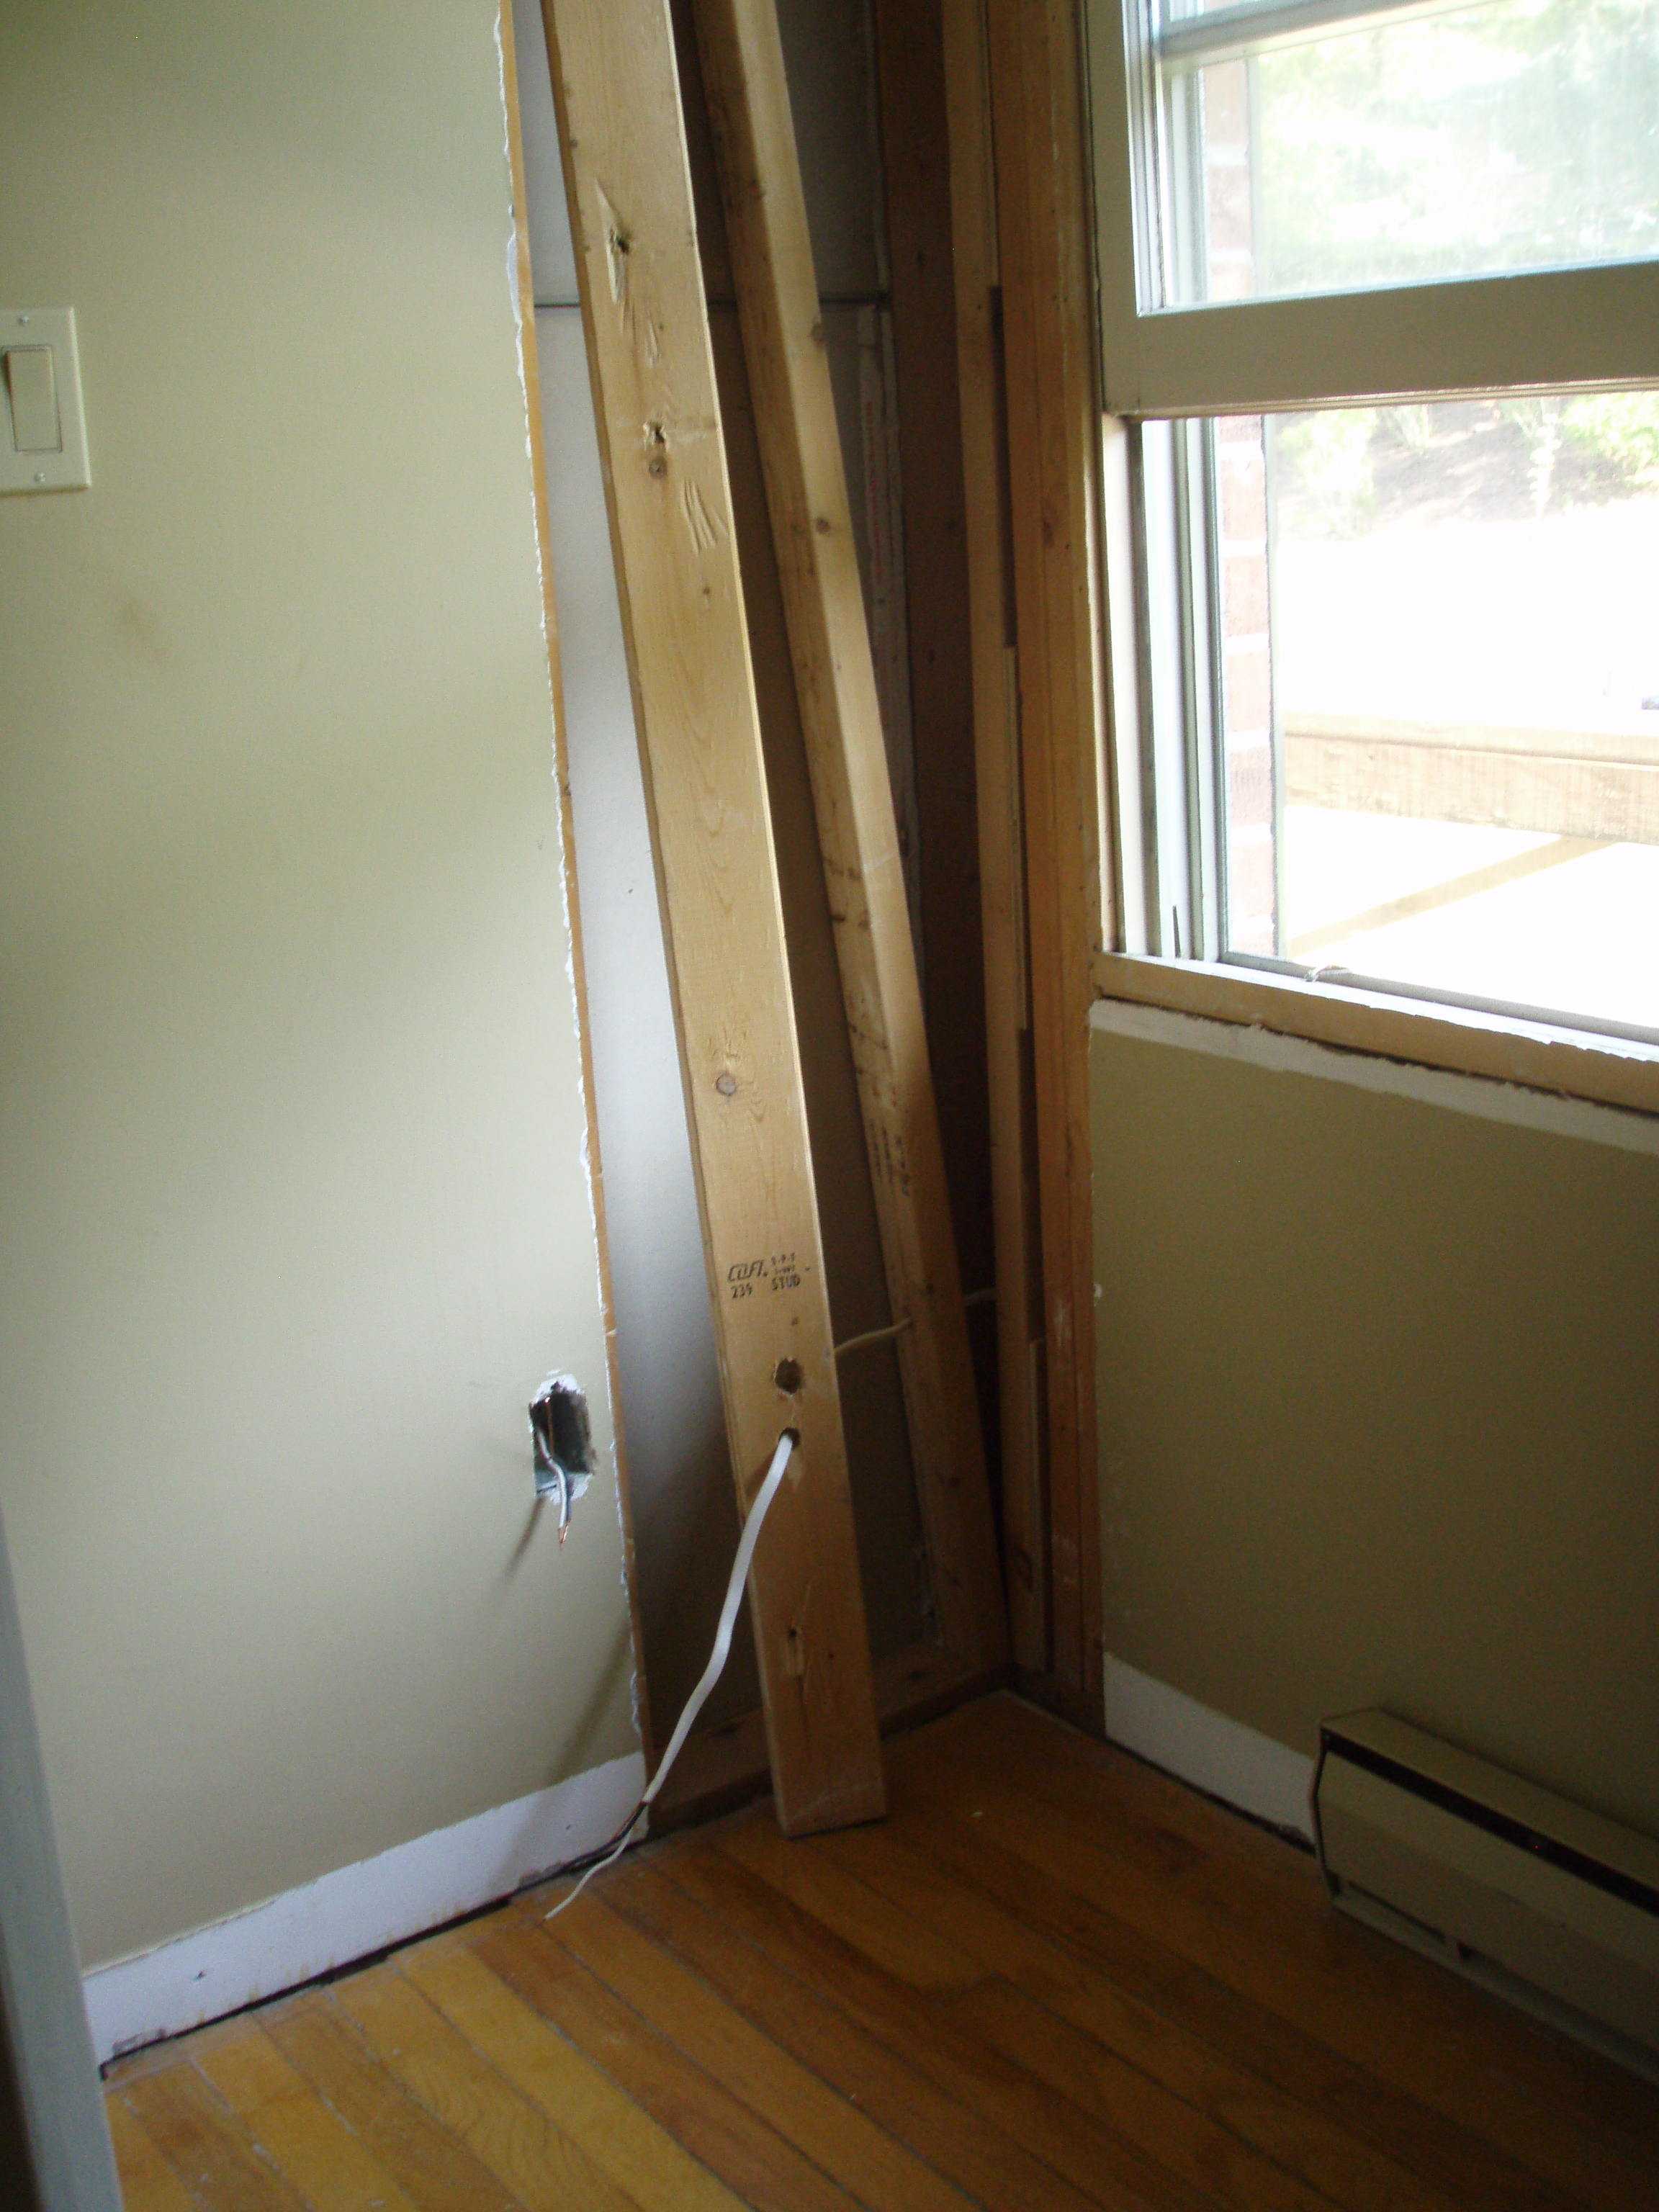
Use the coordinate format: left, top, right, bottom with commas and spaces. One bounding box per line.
1089, 994, 1659, 1158
1104, 1655, 1316, 1845
82, 1745, 645, 2066
498, 1, 642, 1740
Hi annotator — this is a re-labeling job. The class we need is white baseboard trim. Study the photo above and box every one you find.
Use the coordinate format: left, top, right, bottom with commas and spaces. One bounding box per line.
84, 1748, 645, 2064
1104, 1656, 1315, 1843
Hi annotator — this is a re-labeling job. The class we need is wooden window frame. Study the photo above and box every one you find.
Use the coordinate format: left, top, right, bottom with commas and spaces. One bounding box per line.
1080, 0, 1659, 1118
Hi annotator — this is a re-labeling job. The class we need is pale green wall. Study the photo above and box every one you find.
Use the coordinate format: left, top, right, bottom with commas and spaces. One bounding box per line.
1092, 1011, 1659, 1838
0, 0, 638, 1968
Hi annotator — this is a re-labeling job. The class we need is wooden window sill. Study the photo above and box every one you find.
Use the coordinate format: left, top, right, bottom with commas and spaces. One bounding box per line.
1091, 950, 1659, 1120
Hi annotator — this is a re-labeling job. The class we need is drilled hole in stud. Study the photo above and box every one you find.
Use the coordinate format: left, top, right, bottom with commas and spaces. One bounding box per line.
715, 1071, 737, 1096
773, 1358, 805, 1395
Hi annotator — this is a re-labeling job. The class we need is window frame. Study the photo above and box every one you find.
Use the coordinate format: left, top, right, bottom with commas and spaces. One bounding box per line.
1081, 0, 1659, 1113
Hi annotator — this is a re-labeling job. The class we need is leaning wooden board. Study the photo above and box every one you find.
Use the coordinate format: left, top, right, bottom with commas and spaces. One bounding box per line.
539, 0, 884, 1833
935, 0, 1051, 1673
986, 0, 1106, 1716
691, 0, 1009, 1680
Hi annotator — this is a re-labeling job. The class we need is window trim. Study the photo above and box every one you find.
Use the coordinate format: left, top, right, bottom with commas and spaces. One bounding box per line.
1092, 950, 1659, 1117
1082, 0, 1659, 1116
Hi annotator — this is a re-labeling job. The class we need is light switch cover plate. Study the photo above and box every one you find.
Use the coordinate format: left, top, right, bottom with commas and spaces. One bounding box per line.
1, 308, 91, 493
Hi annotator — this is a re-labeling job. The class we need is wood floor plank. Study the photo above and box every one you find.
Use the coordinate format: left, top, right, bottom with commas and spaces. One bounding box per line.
96, 1696, 1659, 2212
471, 1907, 870, 2212
105, 2090, 208, 2212
893, 1705, 1659, 2212
118, 2067, 310, 2212
397, 1935, 745, 2212
190, 2020, 424, 2212
1154, 1966, 1582, 2212
261, 1992, 534, 2212
1015, 1713, 1659, 2175
493, 1893, 981, 2212
610, 1853, 1107, 2212
817, 1817, 1456, 2212
719, 1815, 986, 1992
950, 1696, 1659, 2151
868, 1776, 1193, 2000
862, 1778, 1575, 2212
692, 1836, 1215, 2211
946, 1974, 1336, 2212
328, 1962, 642, 2212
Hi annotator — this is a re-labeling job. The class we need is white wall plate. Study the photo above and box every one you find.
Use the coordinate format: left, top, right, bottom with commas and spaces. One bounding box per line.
1, 308, 91, 493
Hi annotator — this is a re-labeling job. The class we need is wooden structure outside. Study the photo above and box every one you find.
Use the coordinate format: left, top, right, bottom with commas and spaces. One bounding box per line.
1285, 711, 1659, 845
539, 0, 884, 1835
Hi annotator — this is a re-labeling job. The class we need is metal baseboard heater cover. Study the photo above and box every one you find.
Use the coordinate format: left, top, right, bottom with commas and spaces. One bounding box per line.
1314, 1710, 1659, 2074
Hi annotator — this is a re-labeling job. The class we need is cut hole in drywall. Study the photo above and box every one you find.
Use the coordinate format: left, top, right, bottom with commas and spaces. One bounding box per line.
530, 1376, 593, 1542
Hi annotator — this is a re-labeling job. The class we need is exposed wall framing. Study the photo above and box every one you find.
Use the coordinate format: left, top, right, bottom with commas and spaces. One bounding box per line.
539, 0, 886, 1834
974, 0, 1110, 1719
934, 0, 1051, 1674
691, 0, 1009, 1681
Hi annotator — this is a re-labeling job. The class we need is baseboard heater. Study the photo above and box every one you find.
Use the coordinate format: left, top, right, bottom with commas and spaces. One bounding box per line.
1313, 1711, 1659, 2078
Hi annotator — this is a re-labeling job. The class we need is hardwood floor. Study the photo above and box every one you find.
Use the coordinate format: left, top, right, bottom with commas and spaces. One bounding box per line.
104, 1692, 1659, 2210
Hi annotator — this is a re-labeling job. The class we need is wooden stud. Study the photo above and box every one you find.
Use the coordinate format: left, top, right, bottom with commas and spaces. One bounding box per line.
869, 0, 997, 1367
690, 0, 1010, 1680
986, 0, 1107, 1715
538, 0, 884, 1833
649, 1632, 1007, 1833
938, 0, 1053, 1673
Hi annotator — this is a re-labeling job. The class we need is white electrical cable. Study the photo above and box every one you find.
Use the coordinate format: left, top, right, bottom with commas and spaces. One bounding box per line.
832, 1286, 997, 1364
833, 1313, 913, 1360
545, 1425, 799, 1922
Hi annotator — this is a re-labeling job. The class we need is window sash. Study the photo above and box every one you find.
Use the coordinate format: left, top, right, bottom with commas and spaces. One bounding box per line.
1154, 0, 1487, 76
1084, 0, 1659, 417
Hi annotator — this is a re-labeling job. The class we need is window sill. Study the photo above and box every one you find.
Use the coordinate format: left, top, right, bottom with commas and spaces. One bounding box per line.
1090, 950, 1659, 1120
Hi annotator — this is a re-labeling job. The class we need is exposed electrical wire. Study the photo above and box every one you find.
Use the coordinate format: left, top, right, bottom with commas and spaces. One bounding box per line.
832, 1285, 997, 1362
833, 1314, 914, 1360
543, 1425, 799, 1922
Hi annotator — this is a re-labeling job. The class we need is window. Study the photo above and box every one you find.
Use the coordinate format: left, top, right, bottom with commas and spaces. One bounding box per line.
1085, 0, 1659, 1054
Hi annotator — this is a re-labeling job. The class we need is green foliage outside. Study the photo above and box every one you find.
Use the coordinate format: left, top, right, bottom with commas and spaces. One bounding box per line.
1273, 390, 1659, 534
1205, 0, 1659, 297
1560, 392, 1659, 485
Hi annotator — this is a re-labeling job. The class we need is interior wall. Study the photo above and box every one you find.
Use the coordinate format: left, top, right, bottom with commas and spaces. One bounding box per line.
1092, 1004, 1659, 1838
0, 1511, 120, 2208
514, 0, 932, 1737
0, 0, 639, 1972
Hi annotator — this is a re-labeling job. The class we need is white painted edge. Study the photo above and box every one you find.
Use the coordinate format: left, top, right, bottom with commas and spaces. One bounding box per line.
1090, 994, 1659, 1156
1104, 1655, 1315, 1843
83, 1747, 645, 2064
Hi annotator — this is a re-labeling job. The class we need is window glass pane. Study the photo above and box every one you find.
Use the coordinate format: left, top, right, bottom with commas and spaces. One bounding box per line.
1216, 390, 1659, 1031
1155, 0, 1659, 306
